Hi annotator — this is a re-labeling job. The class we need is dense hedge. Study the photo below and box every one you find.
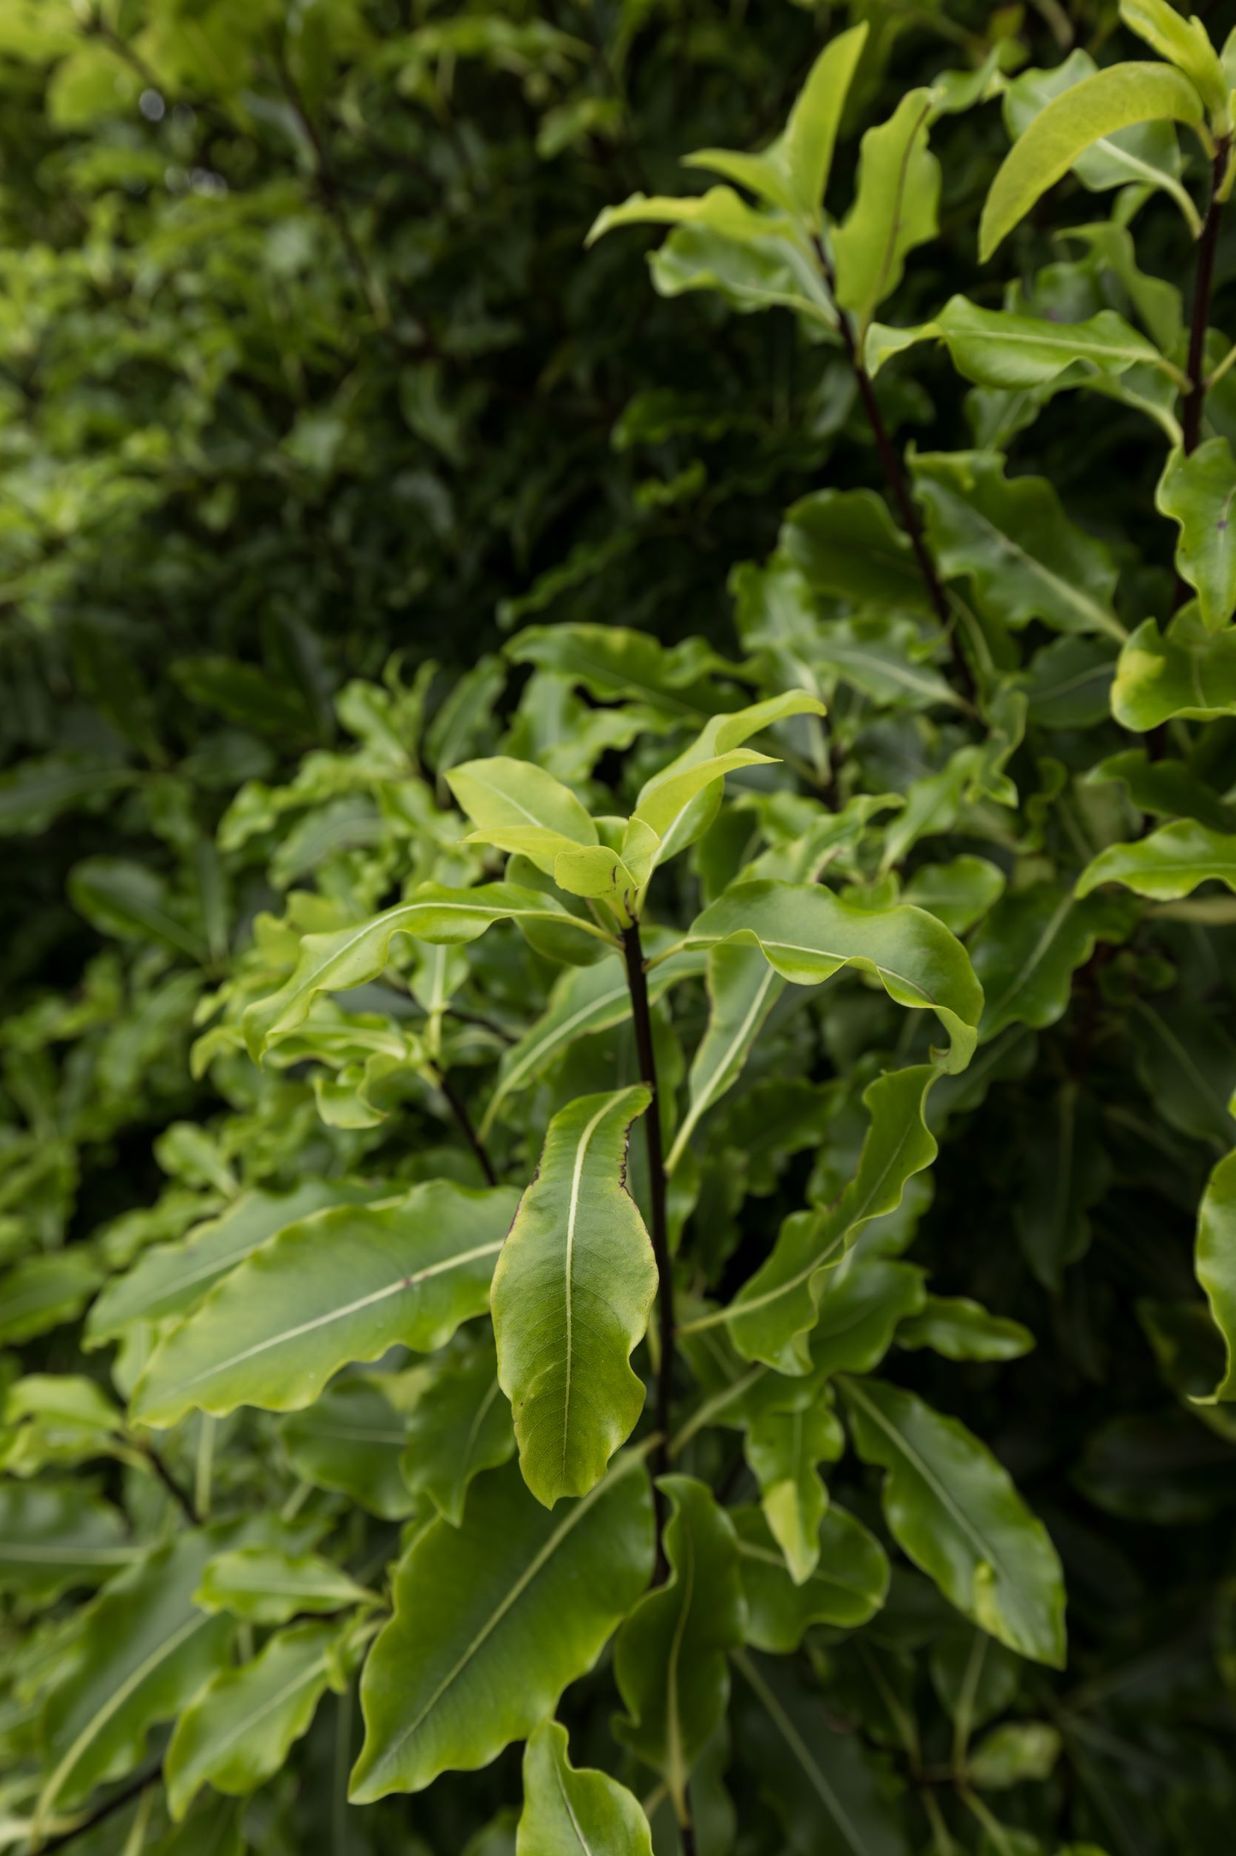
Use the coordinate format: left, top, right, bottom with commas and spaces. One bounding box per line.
5, 4, 1236, 1854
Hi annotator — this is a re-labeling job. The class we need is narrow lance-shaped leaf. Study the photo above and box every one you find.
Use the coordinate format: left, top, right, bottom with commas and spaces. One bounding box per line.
686, 880, 983, 1072
832, 88, 940, 334
517, 1721, 654, 1856
979, 62, 1206, 260
840, 1376, 1067, 1666
667, 942, 786, 1173
614, 1477, 745, 1818
349, 1453, 654, 1800
131, 1181, 520, 1427
244, 883, 613, 1056
1195, 1149, 1236, 1400
1157, 439, 1236, 632
492, 1086, 656, 1507
1077, 820, 1236, 900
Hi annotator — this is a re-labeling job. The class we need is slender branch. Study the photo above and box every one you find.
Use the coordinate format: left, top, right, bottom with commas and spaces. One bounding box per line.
811, 236, 976, 705
428, 1064, 498, 1186
1183, 136, 1232, 455
620, 920, 674, 1573
138, 1439, 200, 1526
33, 1764, 162, 1856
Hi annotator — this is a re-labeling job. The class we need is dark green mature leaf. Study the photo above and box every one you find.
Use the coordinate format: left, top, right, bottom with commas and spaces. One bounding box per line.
614, 1476, 745, 1815
833, 89, 940, 333
969, 881, 1134, 1040
0, 1482, 136, 1600
131, 1181, 520, 1426
1196, 1150, 1236, 1400
279, 1379, 414, 1520
517, 1721, 653, 1856
350, 1453, 654, 1800
400, 1337, 515, 1525
841, 1378, 1066, 1666
492, 1086, 656, 1506
784, 489, 930, 611
735, 1504, 889, 1652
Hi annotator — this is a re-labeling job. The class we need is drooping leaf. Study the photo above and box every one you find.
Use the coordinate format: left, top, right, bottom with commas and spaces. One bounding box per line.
969, 881, 1134, 1040
1156, 439, 1236, 632
783, 489, 930, 611
841, 1377, 1067, 1666
349, 1453, 654, 1800
1113, 609, 1236, 727
131, 1181, 520, 1426
979, 62, 1205, 260
833, 89, 940, 333
686, 882, 983, 1072
614, 1476, 745, 1815
897, 1296, 1034, 1362
492, 1086, 655, 1506
1077, 819, 1236, 900
734, 1504, 889, 1652
871, 295, 1170, 391
517, 1721, 653, 1856
667, 943, 786, 1173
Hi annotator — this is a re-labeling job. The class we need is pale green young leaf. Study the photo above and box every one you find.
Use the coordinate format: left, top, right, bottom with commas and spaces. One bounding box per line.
1113, 608, 1236, 727
349, 1453, 654, 1800
166, 1620, 356, 1818
734, 1504, 889, 1652
1120, 0, 1228, 120
833, 89, 940, 333
0, 1251, 101, 1346
912, 451, 1125, 642
492, 1086, 656, 1507
444, 756, 597, 874
131, 1181, 520, 1427
194, 1547, 377, 1625
969, 881, 1135, 1040
841, 1377, 1066, 1665
686, 881, 983, 1072
1195, 1149, 1236, 1399
667, 943, 786, 1174
649, 223, 834, 325
1077, 818, 1236, 899
685, 25, 869, 223
614, 1477, 745, 1814
1156, 438, 1236, 631
400, 1336, 515, 1525
586, 185, 798, 250
743, 1381, 842, 1583
505, 623, 743, 719
244, 882, 613, 1056
869, 295, 1170, 389
980, 62, 1206, 260
693, 1066, 937, 1373
517, 1721, 653, 1856
898, 1296, 1034, 1362
0, 1482, 136, 1600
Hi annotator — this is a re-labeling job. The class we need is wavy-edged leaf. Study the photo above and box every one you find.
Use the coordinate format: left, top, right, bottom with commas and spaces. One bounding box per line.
194, 1547, 376, 1625
1196, 1149, 1236, 1400
833, 89, 940, 333
279, 1378, 413, 1520
871, 294, 1170, 389
444, 756, 597, 874
743, 1380, 843, 1582
1113, 608, 1236, 727
980, 62, 1205, 260
401, 1336, 515, 1525
244, 883, 612, 1056
131, 1181, 520, 1427
517, 1720, 653, 1856
840, 1377, 1066, 1666
734, 1504, 889, 1652
969, 880, 1134, 1040
587, 184, 798, 251
0, 1251, 101, 1345
783, 488, 930, 611
1077, 819, 1236, 900
0, 1482, 136, 1600
614, 1476, 744, 1815
913, 450, 1125, 641
898, 1295, 1034, 1362
349, 1452, 654, 1800
687, 882, 982, 1072
493, 1086, 655, 1506
166, 1619, 357, 1818
1157, 438, 1236, 631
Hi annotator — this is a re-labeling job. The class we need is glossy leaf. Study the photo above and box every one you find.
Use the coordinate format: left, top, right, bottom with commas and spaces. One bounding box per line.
1157, 439, 1236, 632
517, 1721, 653, 1856
194, 1547, 376, 1625
1195, 1150, 1236, 1400
400, 1336, 515, 1524
898, 1296, 1034, 1362
734, 1504, 889, 1652
833, 89, 940, 332
1113, 609, 1236, 727
667, 943, 785, 1173
444, 756, 597, 874
872, 294, 1169, 390
970, 881, 1134, 1040
1077, 820, 1236, 900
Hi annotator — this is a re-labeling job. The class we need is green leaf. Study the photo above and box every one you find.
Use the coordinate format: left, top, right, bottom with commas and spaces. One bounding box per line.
833, 89, 940, 333
980, 62, 1205, 260
1196, 1149, 1236, 1399
898, 1296, 1034, 1362
967, 1720, 1061, 1790
969, 881, 1134, 1040
809, 1254, 927, 1380
36, 1529, 236, 1821
614, 1476, 745, 1815
517, 1721, 653, 1856
1077, 819, 1236, 900
87, 1181, 383, 1343
505, 624, 743, 721
0, 1373, 122, 1477
903, 855, 1007, 935
244, 883, 613, 1056
444, 756, 598, 874
743, 1381, 843, 1582
69, 857, 208, 964
131, 1181, 520, 1426
349, 1453, 654, 1800
686, 881, 983, 1072
279, 1378, 414, 1520
1120, 0, 1228, 120
667, 944, 786, 1173
492, 1086, 655, 1506
401, 1336, 515, 1525
912, 451, 1125, 641
194, 1547, 376, 1625
166, 1619, 356, 1818
840, 1377, 1067, 1666
1004, 49, 1192, 216
1157, 439, 1236, 631
685, 24, 868, 223
783, 489, 930, 612
0, 1481, 136, 1600
734, 1504, 889, 1652
873, 295, 1171, 391
1113, 608, 1236, 727
693, 1066, 937, 1374
0, 1251, 101, 1345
